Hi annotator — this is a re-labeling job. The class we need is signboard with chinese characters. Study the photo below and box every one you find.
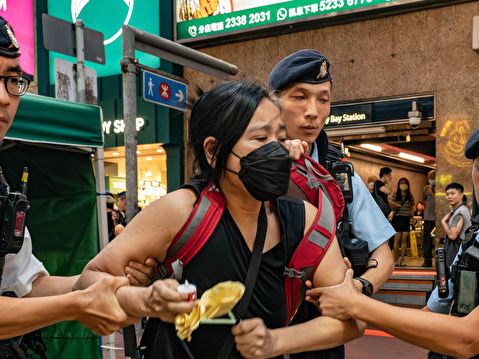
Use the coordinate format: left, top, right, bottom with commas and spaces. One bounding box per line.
0, 0, 35, 75
175, 0, 430, 43
47, 0, 160, 81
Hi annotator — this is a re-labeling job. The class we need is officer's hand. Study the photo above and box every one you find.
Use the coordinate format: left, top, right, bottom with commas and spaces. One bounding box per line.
232, 318, 276, 359
306, 269, 357, 320
78, 276, 138, 336
142, 279, 195, 322
284, 139, 308, 160
125, 257, 159, 287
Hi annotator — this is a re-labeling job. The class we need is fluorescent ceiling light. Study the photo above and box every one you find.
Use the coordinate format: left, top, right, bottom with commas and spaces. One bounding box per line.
326, 126, 386, 137
360, 143, 382, 152
399, 152, 425, 163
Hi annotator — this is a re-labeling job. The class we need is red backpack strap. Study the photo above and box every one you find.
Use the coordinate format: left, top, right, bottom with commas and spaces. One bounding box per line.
160, 182, 225, 278
283, 188, 336, 325
290, 153, 345, 221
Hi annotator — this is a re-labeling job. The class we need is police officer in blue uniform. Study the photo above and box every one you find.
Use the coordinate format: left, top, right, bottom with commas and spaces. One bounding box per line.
307, 128, 479, 358
268, 49, 395, 358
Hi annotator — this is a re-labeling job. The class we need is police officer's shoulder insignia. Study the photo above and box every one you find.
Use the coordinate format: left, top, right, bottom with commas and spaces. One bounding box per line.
4, 24, 18, 49
317, 60, 328, 80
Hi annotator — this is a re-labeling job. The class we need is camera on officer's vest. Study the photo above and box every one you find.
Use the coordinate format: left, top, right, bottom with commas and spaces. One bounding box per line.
408, 101, 422, 129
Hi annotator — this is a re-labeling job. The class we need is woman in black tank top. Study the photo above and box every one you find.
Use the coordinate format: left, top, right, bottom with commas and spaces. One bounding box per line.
76, 81, 363, 358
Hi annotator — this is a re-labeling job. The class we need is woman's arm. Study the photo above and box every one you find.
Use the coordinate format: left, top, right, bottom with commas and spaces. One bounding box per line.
75, 189, 198, 318
308, 270, 479, 358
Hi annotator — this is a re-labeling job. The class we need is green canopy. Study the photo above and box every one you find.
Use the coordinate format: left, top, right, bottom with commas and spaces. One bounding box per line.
6, 93, 103, 148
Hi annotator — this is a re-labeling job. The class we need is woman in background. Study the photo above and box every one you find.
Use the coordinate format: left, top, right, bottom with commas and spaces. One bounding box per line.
390, 177, 414, 266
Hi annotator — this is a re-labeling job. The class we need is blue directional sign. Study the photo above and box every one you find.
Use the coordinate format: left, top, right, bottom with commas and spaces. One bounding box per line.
142, 70, 187, 112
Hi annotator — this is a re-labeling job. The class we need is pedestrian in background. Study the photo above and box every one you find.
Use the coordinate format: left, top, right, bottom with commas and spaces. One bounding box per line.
441, 182, 471, 267
391, 177, 414, 266
367, 175, 378, 193
422, 170, 436, 267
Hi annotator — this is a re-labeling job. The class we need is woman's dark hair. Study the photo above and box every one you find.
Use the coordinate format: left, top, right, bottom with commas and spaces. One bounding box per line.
445, 182, 464, 193
395, 177, 412, 203
189, 80, 277, 184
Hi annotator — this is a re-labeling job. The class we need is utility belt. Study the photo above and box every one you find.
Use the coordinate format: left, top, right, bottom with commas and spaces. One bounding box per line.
0, 336, 26, 359
450, 225, 479, 317
0, 292, 47, 359
0, 331, 46, 359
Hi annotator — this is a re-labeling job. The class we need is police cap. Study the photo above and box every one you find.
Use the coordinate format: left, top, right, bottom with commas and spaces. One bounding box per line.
464, 129, 479, 160
0, 16, 20, 58
268, 49, 331, 92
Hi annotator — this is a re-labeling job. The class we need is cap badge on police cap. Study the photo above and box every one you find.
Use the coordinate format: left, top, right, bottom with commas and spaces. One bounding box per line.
317, 60, 328, 80
4, 24, 18, 49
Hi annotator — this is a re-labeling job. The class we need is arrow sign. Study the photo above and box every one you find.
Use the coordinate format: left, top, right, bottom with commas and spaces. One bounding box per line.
142, 70, 188, 112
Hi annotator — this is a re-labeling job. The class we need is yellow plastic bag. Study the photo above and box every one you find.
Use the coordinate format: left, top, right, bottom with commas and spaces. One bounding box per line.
175, 281, 245, 341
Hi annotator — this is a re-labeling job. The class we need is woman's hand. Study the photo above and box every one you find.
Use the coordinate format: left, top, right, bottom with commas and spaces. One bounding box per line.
141, 279, 196, 322
232, 318, 277, 359
306, 269, 359, 321
284, 139, 308, 160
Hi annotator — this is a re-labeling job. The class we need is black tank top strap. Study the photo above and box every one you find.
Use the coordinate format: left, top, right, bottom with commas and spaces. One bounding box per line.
178, 179, 209, 199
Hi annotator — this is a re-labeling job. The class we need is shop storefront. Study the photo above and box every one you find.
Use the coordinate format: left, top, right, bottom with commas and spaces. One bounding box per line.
99, 91, 185, 206
104, 144, 168, 207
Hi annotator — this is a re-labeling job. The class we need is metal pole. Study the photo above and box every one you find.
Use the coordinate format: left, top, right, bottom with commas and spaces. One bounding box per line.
121, 26, 139, 359
74, 20, 86, 103
123, 25, 238, 79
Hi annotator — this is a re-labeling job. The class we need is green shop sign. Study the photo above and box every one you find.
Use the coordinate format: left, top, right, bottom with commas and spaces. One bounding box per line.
47, 0, 160, 81
176, 0, 421, 42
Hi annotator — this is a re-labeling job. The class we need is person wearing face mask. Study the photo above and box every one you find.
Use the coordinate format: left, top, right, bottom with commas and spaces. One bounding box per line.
390, 177, 415, 266
76, 80, 364, 359
422, 170, 436, 267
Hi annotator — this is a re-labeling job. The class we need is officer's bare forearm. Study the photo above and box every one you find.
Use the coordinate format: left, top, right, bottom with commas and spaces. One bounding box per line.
349, 295, 479, 358
0, 291, 85, 339
27, 275, 79, 297
359, 242, 394, 292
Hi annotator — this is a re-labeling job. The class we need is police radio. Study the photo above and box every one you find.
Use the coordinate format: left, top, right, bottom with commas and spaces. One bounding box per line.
330, 143, 353, 204
0, 167, 29, 257
435, 248, 449, 299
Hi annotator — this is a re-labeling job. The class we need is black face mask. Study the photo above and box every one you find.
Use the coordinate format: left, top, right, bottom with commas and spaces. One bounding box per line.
228, 141, 292, 201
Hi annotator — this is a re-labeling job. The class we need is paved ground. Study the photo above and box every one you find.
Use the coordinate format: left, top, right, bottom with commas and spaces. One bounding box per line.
345, 329, 428, 359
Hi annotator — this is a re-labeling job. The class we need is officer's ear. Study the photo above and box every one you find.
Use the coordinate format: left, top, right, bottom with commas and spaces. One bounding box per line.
203, 136, 218, 168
